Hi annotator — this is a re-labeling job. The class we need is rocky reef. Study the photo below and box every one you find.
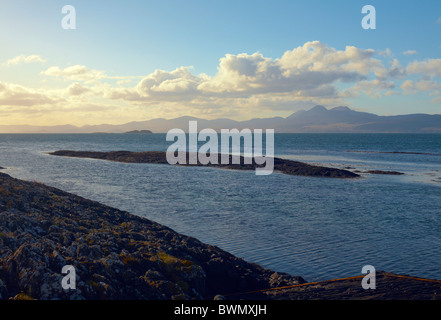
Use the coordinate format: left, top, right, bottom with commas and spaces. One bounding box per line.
0, 172, 304, 300
365, 170, 405, 175
49, 150, 360, 179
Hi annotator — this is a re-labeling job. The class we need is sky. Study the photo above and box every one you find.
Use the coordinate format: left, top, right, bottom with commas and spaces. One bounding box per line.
0, 0, 440, 126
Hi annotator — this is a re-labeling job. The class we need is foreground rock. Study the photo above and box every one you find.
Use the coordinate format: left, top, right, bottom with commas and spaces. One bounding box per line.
49, 150, 360, 179
0, 172, 304, 300
260, 272, 441, 300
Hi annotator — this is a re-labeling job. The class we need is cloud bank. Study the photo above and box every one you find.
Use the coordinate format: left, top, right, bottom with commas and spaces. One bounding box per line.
2, 55, 46, 67
1, 41, 441, 125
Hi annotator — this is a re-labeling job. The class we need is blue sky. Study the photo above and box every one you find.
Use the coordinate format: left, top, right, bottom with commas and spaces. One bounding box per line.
0, 0, 440, 126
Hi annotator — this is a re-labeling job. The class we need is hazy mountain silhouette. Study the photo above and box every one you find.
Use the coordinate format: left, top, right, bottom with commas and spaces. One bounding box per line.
1, 106, 440, 133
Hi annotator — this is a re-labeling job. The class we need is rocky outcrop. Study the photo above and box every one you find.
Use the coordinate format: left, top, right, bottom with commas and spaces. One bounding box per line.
260, 272, 441, 300
0, 173, 305, 300
49, 150, 360, 179
366, 170, 405, 175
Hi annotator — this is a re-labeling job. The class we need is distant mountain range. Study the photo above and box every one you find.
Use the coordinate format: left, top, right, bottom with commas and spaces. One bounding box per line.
1, 106, 440, 133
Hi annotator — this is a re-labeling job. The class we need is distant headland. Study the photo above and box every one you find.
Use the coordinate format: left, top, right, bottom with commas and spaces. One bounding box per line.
124, 130, 153, 134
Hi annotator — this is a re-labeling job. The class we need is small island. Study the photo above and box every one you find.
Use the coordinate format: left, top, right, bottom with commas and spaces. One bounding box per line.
48, 150, 360, 179
366, 170, 405, 175
124, 130, 153, 134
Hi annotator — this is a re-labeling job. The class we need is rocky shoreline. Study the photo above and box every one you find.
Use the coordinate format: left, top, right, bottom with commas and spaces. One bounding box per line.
1, 172, 440, 300
48, 150, 360, 179
0, 172, 304, 300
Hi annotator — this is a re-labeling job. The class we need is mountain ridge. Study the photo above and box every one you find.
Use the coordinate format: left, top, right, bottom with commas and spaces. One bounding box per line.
1, 106, 440, 133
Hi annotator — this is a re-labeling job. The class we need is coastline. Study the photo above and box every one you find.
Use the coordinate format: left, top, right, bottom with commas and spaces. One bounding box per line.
1, 172, 440, 300
0, 172, 304, 300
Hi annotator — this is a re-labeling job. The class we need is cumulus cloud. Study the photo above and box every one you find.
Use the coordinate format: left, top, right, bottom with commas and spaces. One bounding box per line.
137, 67, 202, 97
401, 79, 441, 95
403, 50, 418, 55
378, 48, 392, 57
2, 55, 46, 66
109, 41, 388, 108
209, 41, 386, 95
67, 82, 91, 96
387, 59, 406, 78
5, 41, 441, 124
343, 79, 396, 98
406, 59, 441, 77
0, 81, 60, 106
41, 65, 107, 82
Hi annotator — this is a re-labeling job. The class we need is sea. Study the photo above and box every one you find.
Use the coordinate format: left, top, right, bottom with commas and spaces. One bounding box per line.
0, 133, 440, 282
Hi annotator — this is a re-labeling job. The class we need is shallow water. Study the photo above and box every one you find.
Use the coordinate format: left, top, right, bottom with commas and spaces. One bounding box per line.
0, 133, 440, 281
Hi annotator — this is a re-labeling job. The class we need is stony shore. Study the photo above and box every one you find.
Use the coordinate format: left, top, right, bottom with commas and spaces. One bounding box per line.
0, 172, 304, 300
1, 172, 440, 300
49, 150, 360, 179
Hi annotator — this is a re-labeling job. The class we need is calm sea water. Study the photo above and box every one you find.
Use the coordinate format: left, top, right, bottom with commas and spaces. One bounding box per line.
0, 133, 440, 282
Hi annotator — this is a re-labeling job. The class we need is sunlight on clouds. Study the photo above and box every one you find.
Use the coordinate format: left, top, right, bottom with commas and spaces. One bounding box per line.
67, 83, 91, 96
0, 81, 60, 106
2, 41, 441, 126
2, 55, 46, 67
41, 65, 107, 82
403, 50, 418, 56
108, 41, 389, 110
406, 59, 441, 78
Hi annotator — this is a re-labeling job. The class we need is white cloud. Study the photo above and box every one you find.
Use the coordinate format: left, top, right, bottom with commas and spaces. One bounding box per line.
2, 55, 46, 66
403, 50, 418, 55
406, 59, 441, 77
387, 59, 406, 79
436, 17, 441, 24
105, 41, 402, 116
6, 41, 441, 123
67, 82, 91, 96
401, 80, 416, 94
343, 79, 395, 98
0, 81, 60, 106
401, 79, 441, 95
137, 67, 201, 96
378, 48, 392, 57
41, 65, 106, 82
198, 41, 383, 95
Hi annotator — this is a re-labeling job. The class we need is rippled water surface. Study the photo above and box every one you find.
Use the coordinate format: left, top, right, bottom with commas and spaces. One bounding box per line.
0, 133, 440, 281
